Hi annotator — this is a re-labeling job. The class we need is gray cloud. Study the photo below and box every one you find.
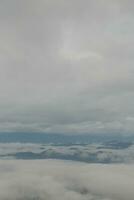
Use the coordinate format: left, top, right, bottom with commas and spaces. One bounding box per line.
0, 0, 134, 134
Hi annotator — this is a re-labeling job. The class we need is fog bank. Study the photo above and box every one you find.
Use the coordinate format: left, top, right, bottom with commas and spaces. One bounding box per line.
0, 160, 133, 200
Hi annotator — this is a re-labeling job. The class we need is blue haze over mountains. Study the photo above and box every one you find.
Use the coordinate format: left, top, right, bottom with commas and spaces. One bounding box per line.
0, 132, 131, 144
0, 133, 133, 164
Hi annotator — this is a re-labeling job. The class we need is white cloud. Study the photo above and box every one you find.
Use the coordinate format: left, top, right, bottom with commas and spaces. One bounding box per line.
0, 160, 133, 200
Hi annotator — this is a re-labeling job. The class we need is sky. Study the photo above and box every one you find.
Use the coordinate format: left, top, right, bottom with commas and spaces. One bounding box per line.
0, 0, 134, 134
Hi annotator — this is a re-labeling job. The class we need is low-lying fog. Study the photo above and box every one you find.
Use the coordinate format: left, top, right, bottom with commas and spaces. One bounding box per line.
0, 160, 133, 200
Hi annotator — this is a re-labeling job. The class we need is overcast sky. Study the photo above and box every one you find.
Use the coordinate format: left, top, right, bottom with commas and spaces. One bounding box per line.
0, 0, 134, 134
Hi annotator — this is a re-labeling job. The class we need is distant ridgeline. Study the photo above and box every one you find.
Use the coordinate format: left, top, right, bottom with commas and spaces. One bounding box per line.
0, 132, 132, 144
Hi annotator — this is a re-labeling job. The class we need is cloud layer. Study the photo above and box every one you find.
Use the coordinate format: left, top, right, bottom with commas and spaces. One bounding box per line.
0, 142, 134, 163
0, 0, 134, 134
0, 160, 133, 200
